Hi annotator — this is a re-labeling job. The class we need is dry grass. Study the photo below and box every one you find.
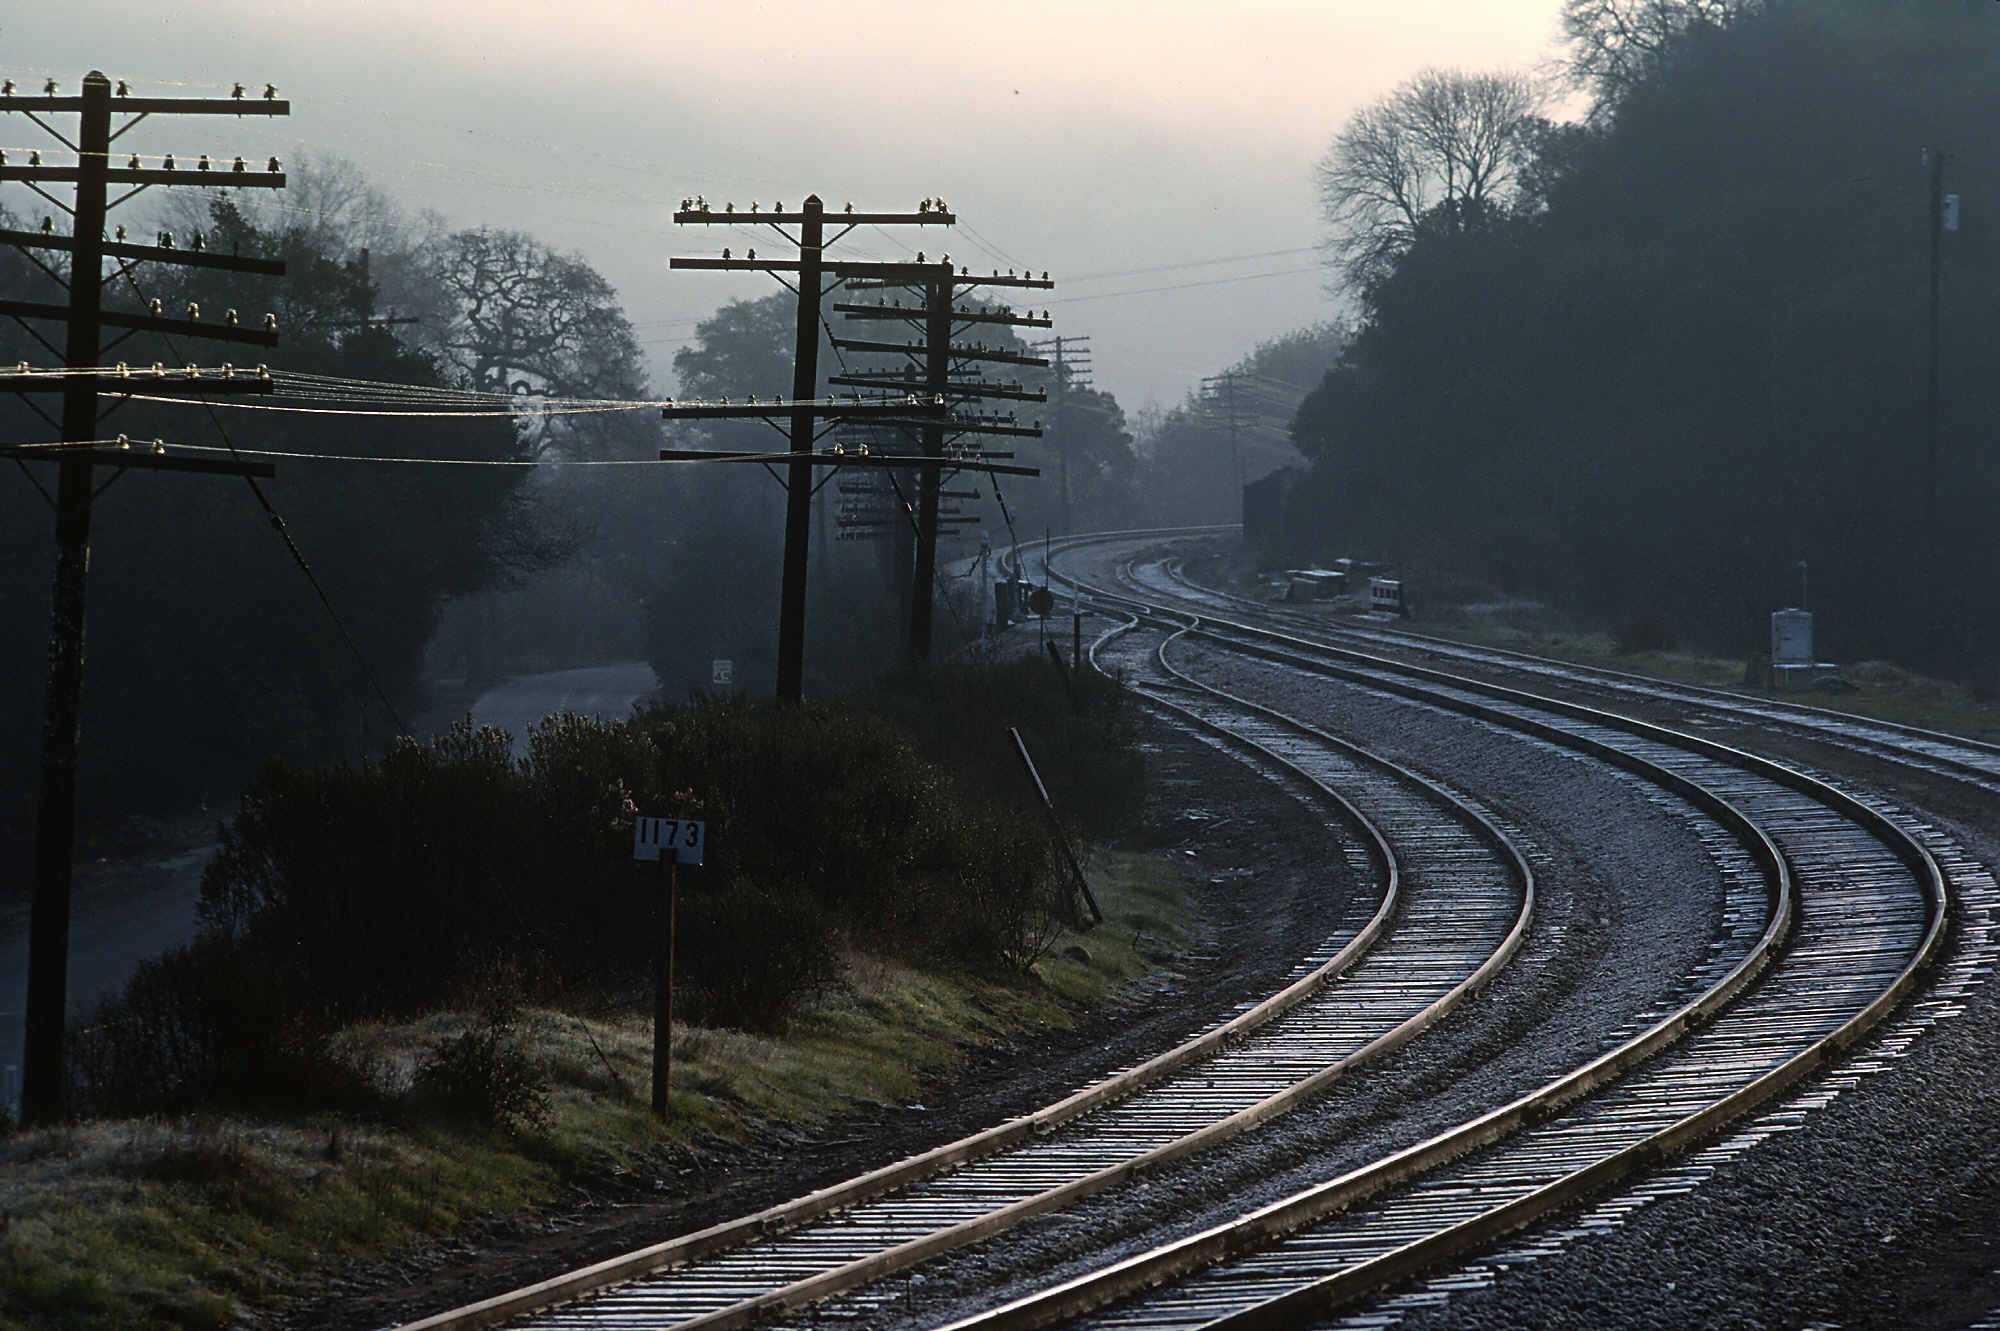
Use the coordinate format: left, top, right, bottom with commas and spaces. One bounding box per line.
1392, 617, 1998, 743
0, 850, 1183, 1330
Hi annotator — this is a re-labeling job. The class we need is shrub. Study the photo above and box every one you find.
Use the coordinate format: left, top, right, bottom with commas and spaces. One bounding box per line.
410, 1011, 550, 1132
72, 681, 1130, 1114
68, 933, 378, 1118
1613, 616, 1678, 655
673, 881, 840, 1032
863, 654, 1146, 838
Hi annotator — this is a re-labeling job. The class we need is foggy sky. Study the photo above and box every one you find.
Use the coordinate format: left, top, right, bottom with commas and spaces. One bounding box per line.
5, 1, 1571, 412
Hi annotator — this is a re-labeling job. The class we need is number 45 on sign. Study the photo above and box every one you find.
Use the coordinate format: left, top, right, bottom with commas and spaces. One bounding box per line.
633, 817, 705, 865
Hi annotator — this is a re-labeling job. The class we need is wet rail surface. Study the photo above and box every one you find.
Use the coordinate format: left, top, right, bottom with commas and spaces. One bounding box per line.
401, 605, 1546, 1331
872, 532, 1949, 1331
406, 530, 1948, 1331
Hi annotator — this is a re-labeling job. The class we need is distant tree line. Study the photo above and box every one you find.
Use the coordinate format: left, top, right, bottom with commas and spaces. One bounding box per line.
1278, 0, 1998, 682
1133, 325, 1348, 528
0, 182, 556, 886
70, 661, 1143, 1117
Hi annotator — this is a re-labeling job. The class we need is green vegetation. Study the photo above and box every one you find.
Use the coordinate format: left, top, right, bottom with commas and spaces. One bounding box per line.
1388, 606, 2000, 744
12, 648, 1165, 1327
1, 850, 1182, 1331
1278, 0, 2000, 689
72, 658, 1142, 1120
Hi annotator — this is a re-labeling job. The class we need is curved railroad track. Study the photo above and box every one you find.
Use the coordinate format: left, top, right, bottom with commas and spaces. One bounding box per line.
403, 619, 1546, 1330
404, 529, 1969, 1331
908, 529, 1976, 1330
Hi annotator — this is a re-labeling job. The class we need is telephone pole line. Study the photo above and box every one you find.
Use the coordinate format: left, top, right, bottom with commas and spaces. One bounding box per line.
666, 201, 1048, 689
1201, 369, 1250, 523
1030, 334, 1089, 534
836, 270, 1052, 661
2, 71, 289, 1124
669, 196, 950, 702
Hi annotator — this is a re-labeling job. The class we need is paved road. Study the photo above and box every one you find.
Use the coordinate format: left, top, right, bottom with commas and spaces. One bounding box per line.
0, 838, 211, 1112
469, 662, 659, 756
0, 662, 659, 1113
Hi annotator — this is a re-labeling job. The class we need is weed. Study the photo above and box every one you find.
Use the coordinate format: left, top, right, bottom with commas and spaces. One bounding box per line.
410, 1012, 551, 1133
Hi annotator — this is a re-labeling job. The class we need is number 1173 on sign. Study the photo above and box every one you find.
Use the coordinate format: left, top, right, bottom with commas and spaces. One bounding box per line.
633, 817, 705, 865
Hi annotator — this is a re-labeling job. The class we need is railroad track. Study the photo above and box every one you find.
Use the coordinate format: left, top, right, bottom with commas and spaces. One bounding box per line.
1119, 542, 2000, 794
402, 617, 1547, 1330
872, 530, 1954, 1330
405, 530, 1958, 1331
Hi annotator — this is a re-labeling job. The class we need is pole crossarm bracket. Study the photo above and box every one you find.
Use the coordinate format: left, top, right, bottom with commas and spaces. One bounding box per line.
0, 443, 275, 477
660, 446, 1038, 477
0, 228, 286, 275
0, 299, 280, 346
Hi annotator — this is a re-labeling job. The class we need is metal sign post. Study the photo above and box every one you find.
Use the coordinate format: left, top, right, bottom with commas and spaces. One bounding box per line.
634, 817, 705, 1117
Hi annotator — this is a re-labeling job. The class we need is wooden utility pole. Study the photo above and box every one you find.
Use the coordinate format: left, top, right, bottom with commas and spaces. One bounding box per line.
833, 273, 1053, 662
1924, 146, 1952, 527
672, 203, 1054, 681
1031, 334, 1091, 535
1201, 369, 1250, 522
1, 71, 288, 1124
669, 197, 952, 702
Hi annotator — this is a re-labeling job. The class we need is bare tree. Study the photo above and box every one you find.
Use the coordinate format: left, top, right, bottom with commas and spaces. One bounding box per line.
1559, 0, 1759, 109
1316, 68, 1545, 291
418, 227, 654, 461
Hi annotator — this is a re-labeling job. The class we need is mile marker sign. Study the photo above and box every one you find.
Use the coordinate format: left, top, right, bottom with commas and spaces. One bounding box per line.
634, 817, 705, 865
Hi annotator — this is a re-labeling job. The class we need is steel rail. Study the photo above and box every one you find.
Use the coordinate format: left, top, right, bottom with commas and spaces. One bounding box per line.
915, 541, 1945, 1331
500, 623, 1528, 1327
737, 604, 1795, 1331
512, 622, 1536, 1331
396, 617, 1528, 1331
1135, 543, 2000, 786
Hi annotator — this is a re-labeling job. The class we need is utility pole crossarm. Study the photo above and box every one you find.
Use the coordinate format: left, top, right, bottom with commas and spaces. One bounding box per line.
661, 396, 941, 420
826, 374, 1045, 402
1, 371, 276, 396
849, 272, 1056, 291
674, 207, 951, 226
0, 444, 275, 477
0, 166, 286, 188
0, 229, 286, 276
827, 336, 1050, 368
672, 258, 1053, 288
658, 446, 1038, 477
0, 299, 281, 346
862, 416, 1045, 437
832, 304, 1052, 328
0, 91, 290, 115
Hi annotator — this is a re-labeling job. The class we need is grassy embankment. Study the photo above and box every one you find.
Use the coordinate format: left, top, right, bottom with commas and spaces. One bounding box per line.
1406, 618, 2000, 743
1202, 556, 1998, 745
1, 662, 1179, 1330
0, 853, 1183, 1330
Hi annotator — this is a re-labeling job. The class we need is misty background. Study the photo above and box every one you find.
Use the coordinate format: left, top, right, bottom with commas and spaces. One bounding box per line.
2, 0, 1995, 906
